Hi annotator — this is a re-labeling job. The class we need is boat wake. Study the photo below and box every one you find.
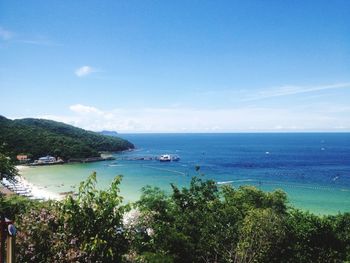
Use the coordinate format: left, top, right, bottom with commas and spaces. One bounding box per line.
217, 181, 234, 185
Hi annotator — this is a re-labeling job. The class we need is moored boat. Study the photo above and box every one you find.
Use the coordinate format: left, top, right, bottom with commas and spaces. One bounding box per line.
159, 154, 171, 162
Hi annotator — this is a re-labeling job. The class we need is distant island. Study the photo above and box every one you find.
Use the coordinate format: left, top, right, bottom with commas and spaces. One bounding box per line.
98, 130, 119, 137
0, 116, 134, 161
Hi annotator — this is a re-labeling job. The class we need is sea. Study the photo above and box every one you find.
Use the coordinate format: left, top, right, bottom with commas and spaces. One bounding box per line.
20, 133, 350, 215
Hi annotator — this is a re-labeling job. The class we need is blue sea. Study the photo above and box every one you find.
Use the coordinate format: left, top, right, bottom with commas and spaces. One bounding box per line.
21, 133, 350, 215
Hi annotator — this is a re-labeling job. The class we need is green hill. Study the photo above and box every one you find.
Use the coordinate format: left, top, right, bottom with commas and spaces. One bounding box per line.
0, 116, 134, 160
98, 130, 119, 137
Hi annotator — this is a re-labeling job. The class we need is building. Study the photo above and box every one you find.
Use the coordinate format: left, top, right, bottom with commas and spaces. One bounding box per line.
16, 155, 30, 163
38, 155, 56, 164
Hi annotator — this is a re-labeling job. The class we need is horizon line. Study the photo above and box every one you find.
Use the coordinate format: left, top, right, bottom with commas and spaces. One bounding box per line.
114, 131, 350, 134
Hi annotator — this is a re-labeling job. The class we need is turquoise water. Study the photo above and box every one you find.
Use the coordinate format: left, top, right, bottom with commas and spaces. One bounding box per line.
21, 133, 350, 215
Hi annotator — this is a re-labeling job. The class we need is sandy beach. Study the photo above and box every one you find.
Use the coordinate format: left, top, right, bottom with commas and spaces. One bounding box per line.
12, 165, 62, 200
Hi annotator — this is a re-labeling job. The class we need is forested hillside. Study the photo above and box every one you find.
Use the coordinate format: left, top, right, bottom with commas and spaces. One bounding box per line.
0, 116, 134, 160
98, 130, 119, 137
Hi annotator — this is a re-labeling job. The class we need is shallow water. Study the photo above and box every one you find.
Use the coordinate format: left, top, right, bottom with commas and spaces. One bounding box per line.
21, 133, 350, 215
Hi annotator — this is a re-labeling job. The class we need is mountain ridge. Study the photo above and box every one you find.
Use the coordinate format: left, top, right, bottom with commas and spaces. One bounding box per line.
98, 130, 119, 137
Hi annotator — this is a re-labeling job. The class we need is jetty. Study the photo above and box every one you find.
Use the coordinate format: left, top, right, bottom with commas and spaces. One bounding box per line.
121, 154, 180, 162
68, 156, 116, 163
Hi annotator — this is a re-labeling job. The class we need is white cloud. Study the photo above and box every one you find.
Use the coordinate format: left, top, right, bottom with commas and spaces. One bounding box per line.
19, 38, 61, 46
38, 104, 350, 133
75, 66, 96, 77
0, 27, 60, 46
69, 104, 103, 114
0, 27, 14, 40
244, 82, 350, 101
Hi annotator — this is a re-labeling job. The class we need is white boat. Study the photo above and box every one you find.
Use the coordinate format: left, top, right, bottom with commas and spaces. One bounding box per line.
159, 154, 171, 162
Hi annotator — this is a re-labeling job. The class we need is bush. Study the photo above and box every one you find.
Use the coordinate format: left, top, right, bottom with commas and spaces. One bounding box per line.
15, 172, 129, 263
4, 174, 349, 263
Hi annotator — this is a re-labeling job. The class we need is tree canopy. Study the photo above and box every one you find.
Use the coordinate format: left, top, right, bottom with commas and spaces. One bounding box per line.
1, 173, 349, 262
0, 145, 18, 178
0, 116, 134, 160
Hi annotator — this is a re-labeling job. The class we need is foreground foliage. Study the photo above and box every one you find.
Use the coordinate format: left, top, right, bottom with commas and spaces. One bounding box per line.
12, 172, 129, 263
1, 173, 349, 263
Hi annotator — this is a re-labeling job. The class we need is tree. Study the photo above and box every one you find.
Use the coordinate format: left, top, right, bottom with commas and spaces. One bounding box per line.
234, 208, 285, 263
280, 209, 348, 263
7, 173, 350, 263
16, 172, 130, 263
0, 145, 18, 179
58, 172, 130, 262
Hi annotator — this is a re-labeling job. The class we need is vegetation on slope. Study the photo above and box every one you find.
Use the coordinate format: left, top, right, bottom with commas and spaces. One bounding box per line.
1, 172, 349, 263
98, 130, 119, 137
0, 145, 18, 178
0, 115, 134, 160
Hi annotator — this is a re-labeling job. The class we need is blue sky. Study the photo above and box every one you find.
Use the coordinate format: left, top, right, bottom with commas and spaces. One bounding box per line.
1, 0, 349, 132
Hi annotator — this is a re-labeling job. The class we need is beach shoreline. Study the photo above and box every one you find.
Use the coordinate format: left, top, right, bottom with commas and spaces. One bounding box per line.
11, 165, 62, 201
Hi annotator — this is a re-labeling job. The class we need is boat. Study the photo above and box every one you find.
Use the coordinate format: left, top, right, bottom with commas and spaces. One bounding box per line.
159, 154, 171, 162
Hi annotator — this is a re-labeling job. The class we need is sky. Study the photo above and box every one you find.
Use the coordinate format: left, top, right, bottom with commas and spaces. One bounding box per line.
1, 0, 350, 132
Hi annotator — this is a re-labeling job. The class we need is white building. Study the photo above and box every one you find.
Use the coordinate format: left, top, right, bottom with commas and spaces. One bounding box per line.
38, 155, 56, 164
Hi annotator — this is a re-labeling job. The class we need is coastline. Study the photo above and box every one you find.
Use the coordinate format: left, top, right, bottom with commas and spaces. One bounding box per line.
13, 153, 123, 201
14, 165, 62, 200
14, 132, 350, 216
